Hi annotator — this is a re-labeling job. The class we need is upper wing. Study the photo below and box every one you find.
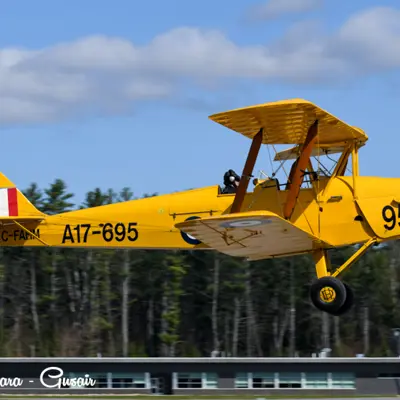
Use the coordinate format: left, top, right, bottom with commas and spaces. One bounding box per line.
175, 211, 330, 260
209, 99, 368, 146
273, 142, 366, 161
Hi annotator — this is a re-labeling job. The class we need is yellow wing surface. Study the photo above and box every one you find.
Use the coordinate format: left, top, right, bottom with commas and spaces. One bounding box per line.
209, 99, 368, 146
175, 211, 330, 260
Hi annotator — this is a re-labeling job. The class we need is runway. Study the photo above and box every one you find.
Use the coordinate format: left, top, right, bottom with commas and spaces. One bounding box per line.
3, 397, 396, 400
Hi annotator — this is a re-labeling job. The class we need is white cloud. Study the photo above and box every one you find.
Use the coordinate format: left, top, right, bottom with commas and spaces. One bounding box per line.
1, 6, 400, 125
333, 7, 400, 69
247, 0, 322, 21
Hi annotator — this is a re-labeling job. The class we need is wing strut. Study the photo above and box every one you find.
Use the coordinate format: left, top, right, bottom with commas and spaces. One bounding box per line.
12, 219, 49, 246
230, 128, 263, 214
283, 120, 319, 220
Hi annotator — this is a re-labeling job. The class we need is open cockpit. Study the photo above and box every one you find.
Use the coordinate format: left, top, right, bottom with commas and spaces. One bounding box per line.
219, 141, 360, 198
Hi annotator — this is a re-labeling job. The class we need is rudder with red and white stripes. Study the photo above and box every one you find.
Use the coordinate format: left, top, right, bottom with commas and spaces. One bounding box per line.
0, 188, 18, 217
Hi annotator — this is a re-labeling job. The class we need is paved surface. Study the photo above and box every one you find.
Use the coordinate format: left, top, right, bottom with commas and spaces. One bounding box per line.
3, 398, 397, 400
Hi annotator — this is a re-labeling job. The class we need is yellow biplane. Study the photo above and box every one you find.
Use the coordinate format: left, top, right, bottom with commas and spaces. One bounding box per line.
0, 99, 395, 315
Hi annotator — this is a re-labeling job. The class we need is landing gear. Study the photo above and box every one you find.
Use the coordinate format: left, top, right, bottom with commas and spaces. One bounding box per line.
310, 240, 377, 316
310, 276, 354, 315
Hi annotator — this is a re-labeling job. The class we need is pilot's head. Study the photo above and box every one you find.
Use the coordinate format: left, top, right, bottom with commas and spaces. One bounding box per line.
224, 170, 240, 186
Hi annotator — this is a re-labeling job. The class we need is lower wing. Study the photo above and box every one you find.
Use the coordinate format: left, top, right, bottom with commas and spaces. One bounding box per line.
175, 211, 329, 260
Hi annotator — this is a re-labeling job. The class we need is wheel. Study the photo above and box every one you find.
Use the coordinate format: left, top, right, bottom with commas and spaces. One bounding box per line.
310, 276, 347, 314
329, 282, 354, 316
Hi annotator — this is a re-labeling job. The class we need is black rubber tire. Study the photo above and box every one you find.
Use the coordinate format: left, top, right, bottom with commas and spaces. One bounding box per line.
310, 276, 347, 314
330, 282, 354, 316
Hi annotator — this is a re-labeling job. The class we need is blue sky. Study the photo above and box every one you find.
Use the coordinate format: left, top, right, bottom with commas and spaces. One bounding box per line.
2, 0, 400, 205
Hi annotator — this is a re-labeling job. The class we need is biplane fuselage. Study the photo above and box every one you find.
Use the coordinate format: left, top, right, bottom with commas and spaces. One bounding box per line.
1, 174, 399, 257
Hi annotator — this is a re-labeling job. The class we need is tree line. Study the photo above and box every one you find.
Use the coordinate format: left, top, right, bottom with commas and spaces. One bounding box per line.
0, 179, 399, 357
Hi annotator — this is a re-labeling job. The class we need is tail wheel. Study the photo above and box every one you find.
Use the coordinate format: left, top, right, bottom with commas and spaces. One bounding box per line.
330, 282, 354, 316
310, 276, 347, 314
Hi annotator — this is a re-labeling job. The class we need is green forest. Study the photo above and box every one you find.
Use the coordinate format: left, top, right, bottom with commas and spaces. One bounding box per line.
1, 178, 399, 358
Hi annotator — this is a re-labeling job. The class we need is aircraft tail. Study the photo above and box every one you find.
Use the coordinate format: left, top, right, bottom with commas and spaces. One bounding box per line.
0, 173, 45, 221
